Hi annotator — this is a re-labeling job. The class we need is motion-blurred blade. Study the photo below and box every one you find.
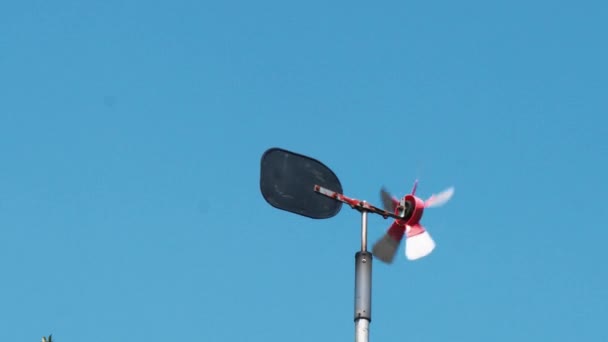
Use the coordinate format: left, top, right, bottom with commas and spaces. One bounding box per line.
424, 186, 454, 208
380, 187, 398, 213
372, 222, 405, 264
405, 226, 435, 260
372, 234, 400, 264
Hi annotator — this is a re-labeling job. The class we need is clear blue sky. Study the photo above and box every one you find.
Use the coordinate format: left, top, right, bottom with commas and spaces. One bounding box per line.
1, 0, 607, 341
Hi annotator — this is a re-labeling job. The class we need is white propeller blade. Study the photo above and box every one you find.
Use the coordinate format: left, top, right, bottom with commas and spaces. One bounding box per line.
405, 228, 436, 260
424, 186, 454, 208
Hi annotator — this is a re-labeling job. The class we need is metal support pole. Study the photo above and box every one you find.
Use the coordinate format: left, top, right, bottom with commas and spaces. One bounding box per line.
355, 209, 372, 342
361, 211, 368, 251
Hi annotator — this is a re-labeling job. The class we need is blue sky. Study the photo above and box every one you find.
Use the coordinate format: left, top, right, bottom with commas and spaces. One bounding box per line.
1, 0, 607, 340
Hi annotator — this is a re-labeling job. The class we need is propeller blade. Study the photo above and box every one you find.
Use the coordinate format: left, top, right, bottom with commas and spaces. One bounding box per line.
372, 222, 406, 264
380, 187, 398, 213
405, 224, 435, 260
424, 186, 454, 208
372, 234, 400, 264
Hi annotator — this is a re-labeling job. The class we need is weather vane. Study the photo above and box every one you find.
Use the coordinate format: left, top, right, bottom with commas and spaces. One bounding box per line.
260, 147, 454, 342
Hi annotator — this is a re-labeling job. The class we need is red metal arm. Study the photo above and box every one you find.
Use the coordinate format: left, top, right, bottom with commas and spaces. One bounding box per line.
314, 185, 405, 220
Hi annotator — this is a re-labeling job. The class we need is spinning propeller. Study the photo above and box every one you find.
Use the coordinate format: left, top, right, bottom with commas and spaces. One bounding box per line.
372, 180, 454, 263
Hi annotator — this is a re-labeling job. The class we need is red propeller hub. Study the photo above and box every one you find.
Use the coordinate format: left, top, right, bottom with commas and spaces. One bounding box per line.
396, 194, 425, 226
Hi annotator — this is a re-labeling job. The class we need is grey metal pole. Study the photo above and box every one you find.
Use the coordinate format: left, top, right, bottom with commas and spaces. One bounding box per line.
355, 208, 372, 342
361, 211, 368, 251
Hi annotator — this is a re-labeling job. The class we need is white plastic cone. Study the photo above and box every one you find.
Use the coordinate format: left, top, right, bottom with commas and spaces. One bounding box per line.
405, 230, 436, 260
